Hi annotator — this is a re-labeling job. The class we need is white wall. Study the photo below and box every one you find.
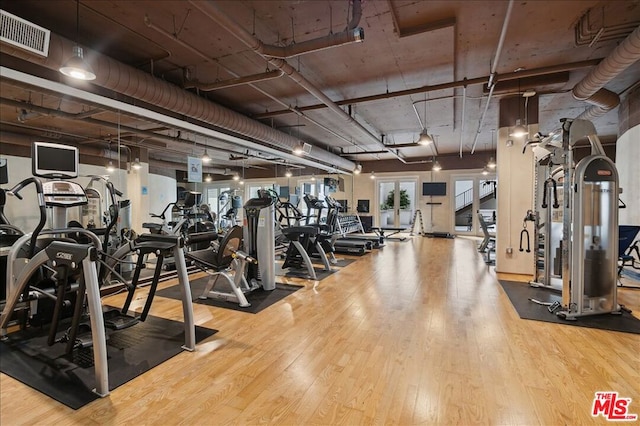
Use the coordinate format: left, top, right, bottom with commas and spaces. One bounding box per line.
147, 172, 178, 225
495, 126, 536, 275
616, 124, 640, 226
351, 169, 478, 233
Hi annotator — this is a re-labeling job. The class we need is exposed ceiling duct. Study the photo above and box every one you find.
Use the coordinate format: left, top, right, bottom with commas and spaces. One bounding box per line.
258, 28, 364, 59
189, 0, 403, 162
573, 25, 640, 120
0, 19, 356, 172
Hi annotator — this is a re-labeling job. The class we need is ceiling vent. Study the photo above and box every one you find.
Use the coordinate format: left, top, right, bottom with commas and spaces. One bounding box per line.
302, 142, 313, 155
1, 9, 50, 57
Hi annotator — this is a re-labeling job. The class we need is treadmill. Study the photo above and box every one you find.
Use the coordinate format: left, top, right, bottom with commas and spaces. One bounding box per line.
303, 194, 368, 255
325, 197, 383, 250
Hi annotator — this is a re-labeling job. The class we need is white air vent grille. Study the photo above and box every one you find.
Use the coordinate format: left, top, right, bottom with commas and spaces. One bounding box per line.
1, 9, 50, 57
302, 142, 312, 154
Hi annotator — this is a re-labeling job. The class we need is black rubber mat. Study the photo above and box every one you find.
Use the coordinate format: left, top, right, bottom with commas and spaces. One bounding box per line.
275, 257, 356, 281
499, 280, 640, 334
156, 276, 303, 314
0, 315, 216, 409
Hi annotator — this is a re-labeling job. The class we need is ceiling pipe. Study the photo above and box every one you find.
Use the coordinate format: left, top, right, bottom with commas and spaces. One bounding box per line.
145, 13, 356, 154
184, 70, 283, 91
471, 0, 514, 154
259, 28, 364, 59
0, 26, 355, 172
460, 84, 467, 158
189, 0, 400, 165
254, 59, 601, 119
215, 0, 363, 59
573, 25, 640, 120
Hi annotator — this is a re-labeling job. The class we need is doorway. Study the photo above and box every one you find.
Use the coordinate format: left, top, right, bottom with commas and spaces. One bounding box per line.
453, 175, 497, 235
377, 179, 417, 228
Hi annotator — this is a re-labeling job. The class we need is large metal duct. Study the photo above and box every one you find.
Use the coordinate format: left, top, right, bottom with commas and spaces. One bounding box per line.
189, 0, 395, 159
211, 0, 364, 59
573, 25, 640, 119
0, 28, 355, 172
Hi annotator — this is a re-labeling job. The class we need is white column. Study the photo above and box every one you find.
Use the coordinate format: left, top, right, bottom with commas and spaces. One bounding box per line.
495, 126, 537, 275
616, 124, 640, 226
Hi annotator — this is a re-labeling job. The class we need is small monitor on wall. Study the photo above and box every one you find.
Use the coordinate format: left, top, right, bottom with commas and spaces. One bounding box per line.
422, 182, 447, 196
32, 142, 79, 179
279, 186, 290, 199
357, 199, 370, 213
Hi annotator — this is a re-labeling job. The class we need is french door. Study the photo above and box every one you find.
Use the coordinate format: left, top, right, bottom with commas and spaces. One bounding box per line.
452, 175, 497, 235
377, 179, 417, 228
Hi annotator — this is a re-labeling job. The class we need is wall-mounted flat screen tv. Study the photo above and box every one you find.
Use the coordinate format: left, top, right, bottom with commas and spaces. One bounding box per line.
32, 142, 78, 179
422, 182, 446, 196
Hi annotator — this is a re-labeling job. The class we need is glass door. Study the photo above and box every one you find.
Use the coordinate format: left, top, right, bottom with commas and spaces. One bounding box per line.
453, 175, 497, 235
454, 179, 475, 233
378, 179, 417, 228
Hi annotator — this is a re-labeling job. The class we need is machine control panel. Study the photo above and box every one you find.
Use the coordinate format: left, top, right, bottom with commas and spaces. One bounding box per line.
43, 180, 88, 207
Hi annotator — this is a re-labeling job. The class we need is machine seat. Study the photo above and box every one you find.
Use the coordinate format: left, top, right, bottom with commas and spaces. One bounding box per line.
142, 222, 163, 233
186, 226, 242, 272
282, 226, 318, 240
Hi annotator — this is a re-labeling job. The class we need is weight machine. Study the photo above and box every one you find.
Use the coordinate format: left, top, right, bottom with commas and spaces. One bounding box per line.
524, 119, 621, 319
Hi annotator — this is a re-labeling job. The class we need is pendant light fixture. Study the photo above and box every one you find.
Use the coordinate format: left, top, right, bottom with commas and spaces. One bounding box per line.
510, 80, 529, 138
201, 144, 211, 163
285, 168, 293, 178
105, 142, 115, 172
487, 132, 497, 169
417, 96, 434, 145
132, 158, 142, 170
293, 144, 305, 156
204, 174, 212, 182
59, 0, 96, 81
432, 159, 442, 172
417, 130, 434, 146
369, 171, 375, 179
510, 120, 528, 138
354, 163, 362, 174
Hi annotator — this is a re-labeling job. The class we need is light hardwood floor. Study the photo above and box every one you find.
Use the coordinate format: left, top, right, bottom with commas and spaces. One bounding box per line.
1, 236, 639, 425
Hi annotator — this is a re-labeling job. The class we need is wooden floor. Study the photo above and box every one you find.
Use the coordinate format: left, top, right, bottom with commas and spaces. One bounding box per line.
2, 236, 639, 424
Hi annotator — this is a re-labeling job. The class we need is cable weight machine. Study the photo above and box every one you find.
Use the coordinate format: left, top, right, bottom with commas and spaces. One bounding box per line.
524, 119, 621, 320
